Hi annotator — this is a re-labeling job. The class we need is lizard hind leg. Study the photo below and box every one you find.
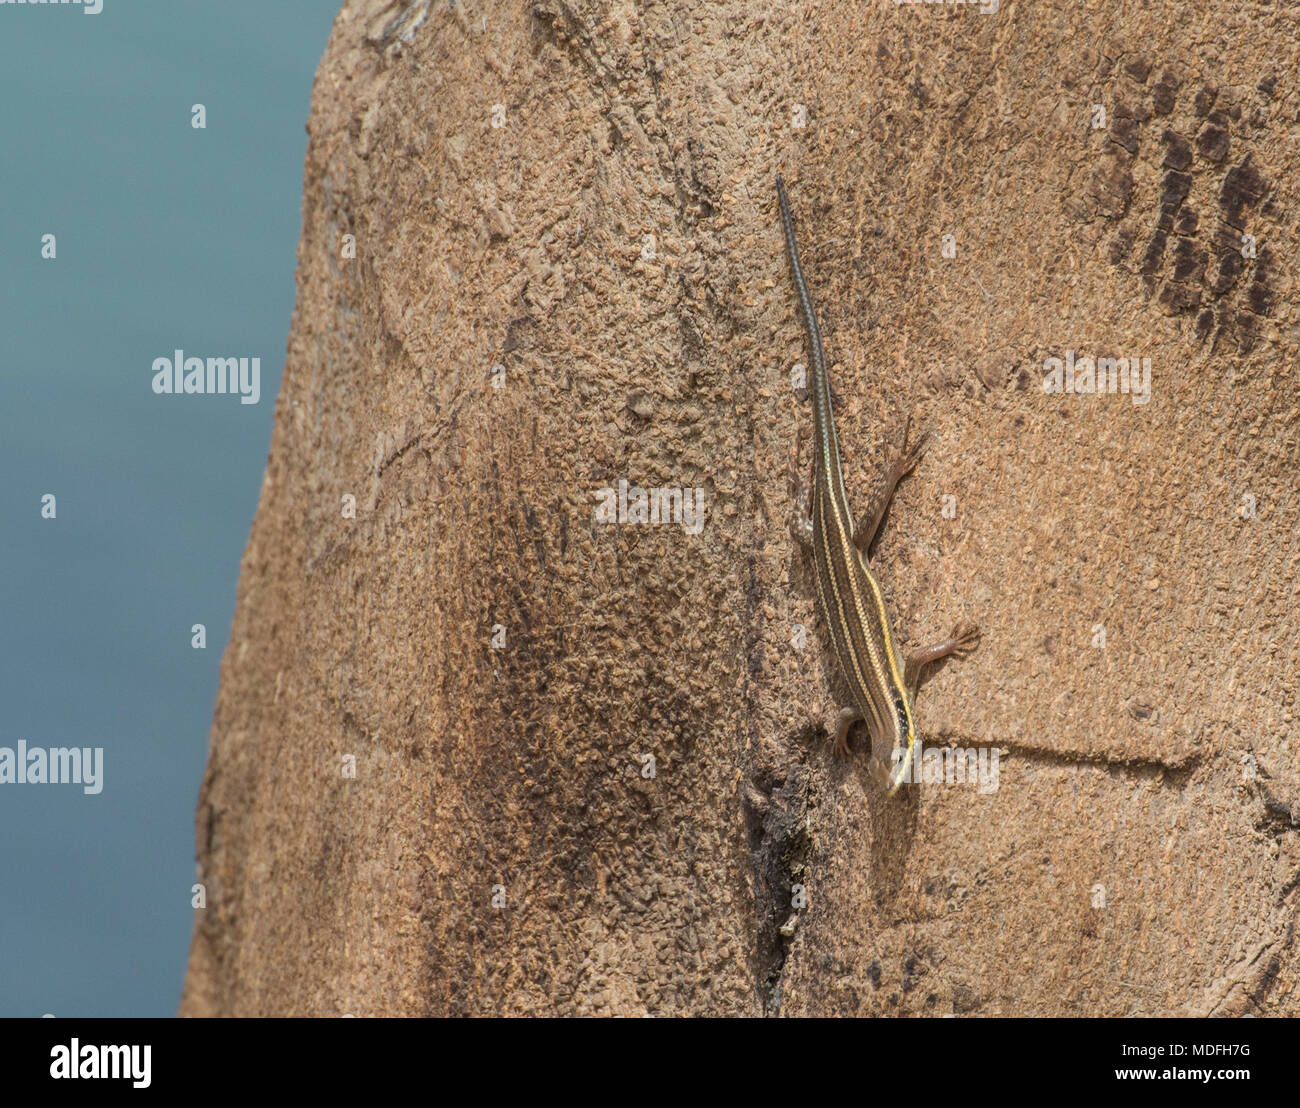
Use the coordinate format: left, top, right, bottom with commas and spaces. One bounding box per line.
833, 705, 864, 756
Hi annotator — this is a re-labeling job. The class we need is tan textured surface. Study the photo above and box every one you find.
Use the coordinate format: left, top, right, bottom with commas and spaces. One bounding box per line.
181, 0, 1299, 1016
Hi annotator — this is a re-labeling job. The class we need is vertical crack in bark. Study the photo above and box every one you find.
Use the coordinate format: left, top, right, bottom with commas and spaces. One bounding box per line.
744, 754, 815, 1015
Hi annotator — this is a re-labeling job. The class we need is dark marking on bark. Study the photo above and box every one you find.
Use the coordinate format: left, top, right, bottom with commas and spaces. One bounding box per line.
1079, 75, 1277, 351
1196, 123, 1230, 162
744, 759, 814, 1015
1162, 130, 1192, 171
1152, 69, 1181, 115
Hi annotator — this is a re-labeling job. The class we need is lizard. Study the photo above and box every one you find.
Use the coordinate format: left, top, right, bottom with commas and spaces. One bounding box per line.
776, 174, 980, 795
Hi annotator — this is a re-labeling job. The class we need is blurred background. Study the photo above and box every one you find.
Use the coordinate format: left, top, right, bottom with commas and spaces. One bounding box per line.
0, 0, 342, 1016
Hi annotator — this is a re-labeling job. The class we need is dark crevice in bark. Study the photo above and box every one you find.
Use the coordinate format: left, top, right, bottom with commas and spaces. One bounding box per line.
743, 751, 815, 1015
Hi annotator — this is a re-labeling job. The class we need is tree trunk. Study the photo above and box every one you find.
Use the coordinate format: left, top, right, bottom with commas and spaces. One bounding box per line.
181, 0, 1300, 1016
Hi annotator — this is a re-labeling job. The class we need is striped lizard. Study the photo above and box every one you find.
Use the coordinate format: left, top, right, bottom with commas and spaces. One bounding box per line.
777, 175, 980, 794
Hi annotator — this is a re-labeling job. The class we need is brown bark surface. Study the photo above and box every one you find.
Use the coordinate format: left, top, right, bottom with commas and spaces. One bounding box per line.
181, 0, 1300, 1016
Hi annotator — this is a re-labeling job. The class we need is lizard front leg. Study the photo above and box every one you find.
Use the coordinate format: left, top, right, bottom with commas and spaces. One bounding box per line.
853, 413, 930, 556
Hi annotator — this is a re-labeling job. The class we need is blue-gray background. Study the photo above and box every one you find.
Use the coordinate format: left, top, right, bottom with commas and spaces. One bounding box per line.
0, 1, 340, 1016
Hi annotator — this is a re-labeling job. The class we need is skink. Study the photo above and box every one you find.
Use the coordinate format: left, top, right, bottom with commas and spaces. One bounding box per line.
777, 174, 979, 794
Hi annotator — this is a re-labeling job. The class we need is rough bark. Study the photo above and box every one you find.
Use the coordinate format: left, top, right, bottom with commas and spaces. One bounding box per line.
181, 0, 1300, 1016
